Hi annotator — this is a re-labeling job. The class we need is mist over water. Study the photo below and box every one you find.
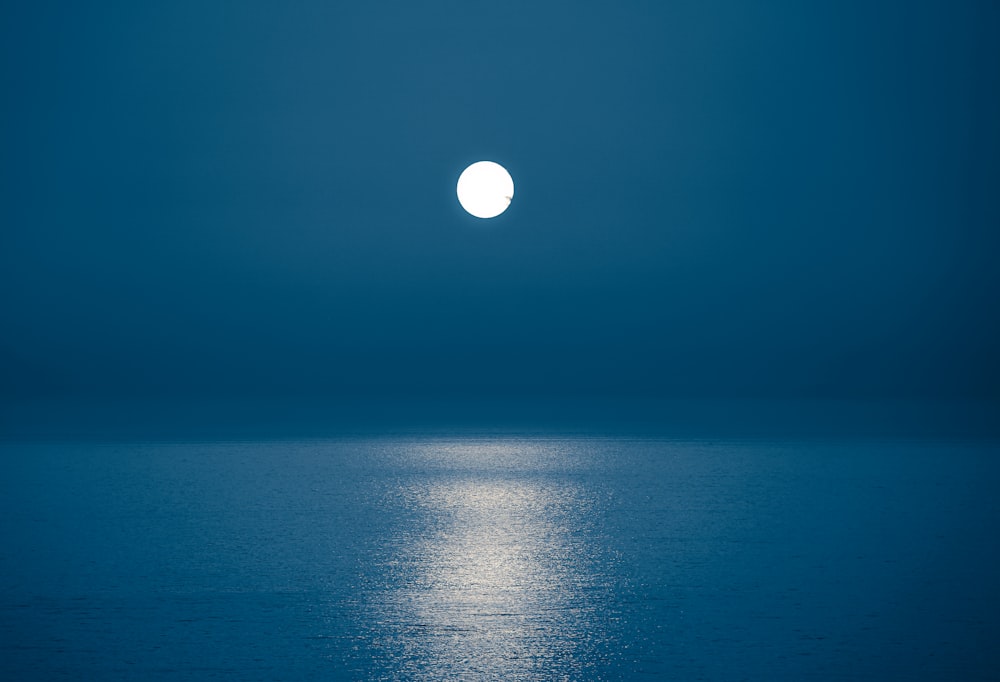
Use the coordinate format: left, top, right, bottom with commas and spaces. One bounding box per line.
2, 433, 998, 680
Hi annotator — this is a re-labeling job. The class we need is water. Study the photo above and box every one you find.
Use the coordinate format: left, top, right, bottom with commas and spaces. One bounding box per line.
1, 436, 998, 679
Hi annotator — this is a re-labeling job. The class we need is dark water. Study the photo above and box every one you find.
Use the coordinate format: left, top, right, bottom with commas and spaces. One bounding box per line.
2, 436, 998, 679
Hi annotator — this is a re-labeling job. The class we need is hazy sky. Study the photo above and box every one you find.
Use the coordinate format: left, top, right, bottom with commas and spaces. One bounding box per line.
2, 1, 998, 400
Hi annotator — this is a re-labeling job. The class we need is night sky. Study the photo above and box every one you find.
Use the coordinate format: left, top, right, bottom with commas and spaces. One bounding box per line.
3, 1, 999, 403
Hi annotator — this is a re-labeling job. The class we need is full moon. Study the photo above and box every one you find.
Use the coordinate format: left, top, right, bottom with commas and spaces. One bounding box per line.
456, 161, 514, 218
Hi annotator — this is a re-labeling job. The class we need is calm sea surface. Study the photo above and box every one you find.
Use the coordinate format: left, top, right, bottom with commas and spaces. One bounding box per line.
1, 436, 998, 679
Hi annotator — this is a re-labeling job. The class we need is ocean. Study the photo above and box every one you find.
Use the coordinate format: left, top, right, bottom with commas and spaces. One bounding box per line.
1, 433, 998, 679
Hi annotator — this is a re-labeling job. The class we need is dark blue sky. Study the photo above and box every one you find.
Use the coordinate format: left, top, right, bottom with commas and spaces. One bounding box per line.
2, 1, 998, 400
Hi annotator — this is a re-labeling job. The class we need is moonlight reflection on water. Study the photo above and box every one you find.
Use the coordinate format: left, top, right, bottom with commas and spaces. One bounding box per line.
366, 441, 620, 680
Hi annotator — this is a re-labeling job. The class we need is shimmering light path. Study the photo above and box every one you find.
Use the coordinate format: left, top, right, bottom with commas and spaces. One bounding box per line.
366, 441, 621, 679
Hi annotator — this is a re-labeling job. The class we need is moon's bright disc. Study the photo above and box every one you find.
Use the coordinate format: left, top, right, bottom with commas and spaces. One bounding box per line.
456, 161, 514, 218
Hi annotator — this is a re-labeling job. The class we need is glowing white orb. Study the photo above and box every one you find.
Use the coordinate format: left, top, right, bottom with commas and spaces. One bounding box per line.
456, 161, 514, 219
